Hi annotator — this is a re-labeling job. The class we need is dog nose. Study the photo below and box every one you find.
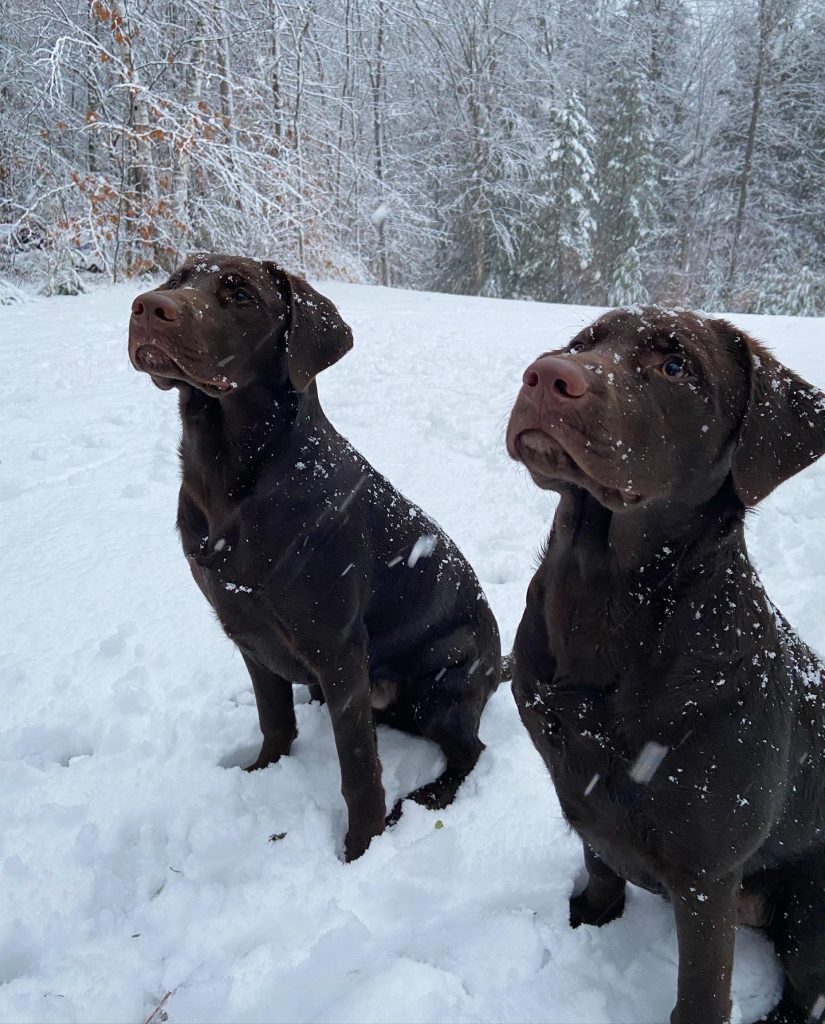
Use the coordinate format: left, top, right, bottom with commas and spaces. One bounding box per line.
131, 292, 180, 323
522, 354, 590, 402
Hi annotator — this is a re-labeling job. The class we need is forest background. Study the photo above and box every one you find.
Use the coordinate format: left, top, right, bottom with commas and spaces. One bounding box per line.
1, 0, 822, 315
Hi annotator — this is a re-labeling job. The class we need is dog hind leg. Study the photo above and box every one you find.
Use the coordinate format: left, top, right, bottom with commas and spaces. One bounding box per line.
763, 857, 825, 1024
403, 662, 493, 811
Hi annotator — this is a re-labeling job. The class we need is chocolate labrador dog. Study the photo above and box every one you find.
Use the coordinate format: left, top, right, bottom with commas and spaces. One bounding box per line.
128, 254, 500, 861
506, 307, 825, 1024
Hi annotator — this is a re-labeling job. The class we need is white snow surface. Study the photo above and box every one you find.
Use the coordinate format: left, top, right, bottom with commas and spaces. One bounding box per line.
3, 282, 825, 1023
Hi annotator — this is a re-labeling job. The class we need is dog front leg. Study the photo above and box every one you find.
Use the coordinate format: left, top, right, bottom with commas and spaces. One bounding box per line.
669, 871, 740, 1024
242, 654, 297, 771
320, 649, 386, 862
570, 844, 627, 927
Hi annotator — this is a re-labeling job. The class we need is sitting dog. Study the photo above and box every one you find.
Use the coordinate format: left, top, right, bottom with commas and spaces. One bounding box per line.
128, 254, 500, 861
506, 306, 825, 1024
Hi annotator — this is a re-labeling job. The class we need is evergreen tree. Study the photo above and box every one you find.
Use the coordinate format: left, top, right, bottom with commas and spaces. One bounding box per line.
593, 52, 658, 306
515, 90, 598, 303
785, 265, 822, 317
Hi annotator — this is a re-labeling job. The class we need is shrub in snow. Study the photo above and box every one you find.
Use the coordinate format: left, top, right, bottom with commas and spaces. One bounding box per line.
0, 277, 29, 305
41, 264, 85, 297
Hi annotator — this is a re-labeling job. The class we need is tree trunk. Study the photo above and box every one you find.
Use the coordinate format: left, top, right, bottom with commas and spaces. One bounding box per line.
171, 17, 206, 261
370, 0, 389, 285
727, 0, 778, 290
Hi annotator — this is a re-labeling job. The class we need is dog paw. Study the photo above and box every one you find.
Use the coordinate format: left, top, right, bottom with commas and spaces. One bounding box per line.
243, 754, 283, 772
569, 890, 626, 928
242, 734, 295, 772
755, 991, 816, 1024
385, 800, 404, 827
407, 777, 458, 811
344, 821, 384, 862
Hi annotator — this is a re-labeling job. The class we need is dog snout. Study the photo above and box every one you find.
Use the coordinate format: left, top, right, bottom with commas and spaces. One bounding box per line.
131, 291, 180, 324
522, 354, 590, 405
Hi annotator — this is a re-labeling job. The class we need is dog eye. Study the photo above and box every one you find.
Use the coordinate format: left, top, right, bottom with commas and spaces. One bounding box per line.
568, 342, 585, 354
233, 288, 253, 303
662, 356, 690, 379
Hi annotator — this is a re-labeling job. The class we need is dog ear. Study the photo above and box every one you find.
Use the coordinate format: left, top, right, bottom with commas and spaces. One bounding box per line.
720, 319, 825, 505
267, 265, 353, 392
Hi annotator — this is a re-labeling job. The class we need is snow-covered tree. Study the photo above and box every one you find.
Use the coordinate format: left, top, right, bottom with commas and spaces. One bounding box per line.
591, 17, 658, 305
516, 90, 598, 303
0, 0, 822, 314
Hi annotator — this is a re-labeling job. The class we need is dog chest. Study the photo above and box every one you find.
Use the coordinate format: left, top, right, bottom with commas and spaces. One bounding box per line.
545, 719, 668, 893
514, 654, 781, 880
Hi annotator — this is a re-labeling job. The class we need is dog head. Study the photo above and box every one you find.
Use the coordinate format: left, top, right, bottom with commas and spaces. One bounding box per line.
506, 307, 825, 510
128, 254, 352, 397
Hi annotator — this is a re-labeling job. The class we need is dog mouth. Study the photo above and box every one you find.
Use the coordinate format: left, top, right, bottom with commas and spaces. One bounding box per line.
515, 428, 643, 506
133, 343, 185, 378
132, 342, 234, 395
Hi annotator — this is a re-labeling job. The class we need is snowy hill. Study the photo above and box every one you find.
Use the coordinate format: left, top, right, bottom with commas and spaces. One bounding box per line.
2, 282, 825, 1023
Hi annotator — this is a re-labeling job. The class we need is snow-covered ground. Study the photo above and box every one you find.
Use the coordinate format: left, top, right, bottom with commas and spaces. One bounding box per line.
3, 281, 825, 1023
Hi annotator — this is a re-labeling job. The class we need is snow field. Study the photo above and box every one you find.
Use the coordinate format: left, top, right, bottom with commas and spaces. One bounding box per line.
2, 282, 824, 1022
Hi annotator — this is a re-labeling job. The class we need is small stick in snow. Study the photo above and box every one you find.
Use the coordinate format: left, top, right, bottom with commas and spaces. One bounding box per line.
143, 991, 172, 1024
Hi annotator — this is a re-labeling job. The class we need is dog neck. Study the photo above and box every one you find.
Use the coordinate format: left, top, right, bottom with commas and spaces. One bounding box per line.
552, 481, 746, 584
543, 482, 766, 716
177, 379, 331, 492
